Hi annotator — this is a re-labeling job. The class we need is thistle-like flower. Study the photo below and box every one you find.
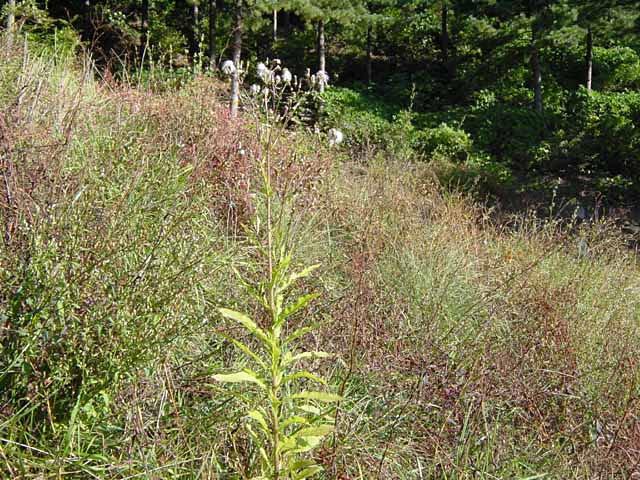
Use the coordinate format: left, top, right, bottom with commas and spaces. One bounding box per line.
222, 60, 236, 76
281, 68, 293, 84
257, 62, 273, 84
317, 70, 330, 88
328, 128, 344, 146
250, 84, 261, 96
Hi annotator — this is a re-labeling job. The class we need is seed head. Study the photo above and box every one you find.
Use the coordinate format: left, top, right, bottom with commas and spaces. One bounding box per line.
281, 68, 293, 84
328, 128, 344, 146
221, 60, 236, 76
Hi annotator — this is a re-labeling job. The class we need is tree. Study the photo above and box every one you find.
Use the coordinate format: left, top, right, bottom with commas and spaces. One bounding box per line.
585, 25, 593, 90
6, 0, 15, 34
208, 0, 218, 69
191, 0, 201, 57
230, 0, 243, 117
141, 0, 150, 59
290, 0, 367, 78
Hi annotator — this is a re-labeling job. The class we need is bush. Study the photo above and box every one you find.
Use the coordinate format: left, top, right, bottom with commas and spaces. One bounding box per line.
562, 88, 640, 174
413, 122, 474, 162
321, 86, 397, 151
469, 103, 552, 168
593, 46, 640, 91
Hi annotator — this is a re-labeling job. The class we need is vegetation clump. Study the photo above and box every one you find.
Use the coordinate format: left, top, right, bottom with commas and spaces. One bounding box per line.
1, 1, 640, 478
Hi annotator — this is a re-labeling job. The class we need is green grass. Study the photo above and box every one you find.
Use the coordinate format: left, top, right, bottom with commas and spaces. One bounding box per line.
1, 42, 639, 479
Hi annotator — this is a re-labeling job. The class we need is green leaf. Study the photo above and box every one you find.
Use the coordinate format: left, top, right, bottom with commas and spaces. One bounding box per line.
279, 293, 320, 324
284, 351, 333, 367
293, 424, 334, 438
285, 325, 318, 345
291, 391, 343, 403
247, 409, 269, 432
281, 264, 320, 292
219, 333, 267, 370
293, 465, 324, 480
281, 416, 309, 428
219, 308, 272, 347
297, 404, 321, 415
212, 370, 266, 389
283, 371, 327, 386
280, 434, 324, 454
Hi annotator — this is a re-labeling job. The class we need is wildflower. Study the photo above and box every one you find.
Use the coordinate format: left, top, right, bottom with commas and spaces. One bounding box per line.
257, 62, 272, 84
222, 60, 236, 75
275, 75, 282, 85
317, 70, 329, 87
281, 68, 292, 84
328, 128, 344, 146
250, 84, 261, 95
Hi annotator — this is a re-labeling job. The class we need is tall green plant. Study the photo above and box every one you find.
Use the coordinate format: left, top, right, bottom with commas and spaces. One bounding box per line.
214, 59, 340, 480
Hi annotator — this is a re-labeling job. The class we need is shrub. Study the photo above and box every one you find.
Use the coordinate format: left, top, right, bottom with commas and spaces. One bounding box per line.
413, 122, 474, 162
563, 88, 640, 174
593, 46, 640, 91
321, 86, 396, 151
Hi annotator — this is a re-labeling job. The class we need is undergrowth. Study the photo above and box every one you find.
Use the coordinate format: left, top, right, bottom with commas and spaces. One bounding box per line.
1, 39, 639, 479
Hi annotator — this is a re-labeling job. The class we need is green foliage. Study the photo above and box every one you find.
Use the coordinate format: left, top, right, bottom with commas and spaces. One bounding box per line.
214, 162, 338, 480
593, 46, 640, 91
413, 122, 473, 162
561, 88, 640, 173
321, 86, 397, 150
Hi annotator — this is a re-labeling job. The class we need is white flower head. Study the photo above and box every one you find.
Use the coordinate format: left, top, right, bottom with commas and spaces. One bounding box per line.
317, 70, 330, 87
281, 68, 292, 84
249, 84, 261, 96
328, 128, 344, 147
222, 60, 236, 76
275, 75, 282, 85
257, 62, 273, 84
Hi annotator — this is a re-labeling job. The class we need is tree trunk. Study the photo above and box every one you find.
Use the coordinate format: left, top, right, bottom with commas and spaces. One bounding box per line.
6, 0, 15, 29
192, 2, 200, 57
230, 0, 243, 118
5, 0, 15, 48
317, 19, 326, 91
441, 2, 449, 66
208, 0, 217, 69
586, 26, 593, 91
140, 0, 149, 60
272, 9, 277, 45
366, 23, 373, 84
531, 24, 543, 113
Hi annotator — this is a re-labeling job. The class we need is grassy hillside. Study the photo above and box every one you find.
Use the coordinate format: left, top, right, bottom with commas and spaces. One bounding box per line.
1, 43, 639, 479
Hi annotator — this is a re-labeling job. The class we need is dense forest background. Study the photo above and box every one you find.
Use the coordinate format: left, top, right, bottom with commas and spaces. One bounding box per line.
7, 0, 640, 204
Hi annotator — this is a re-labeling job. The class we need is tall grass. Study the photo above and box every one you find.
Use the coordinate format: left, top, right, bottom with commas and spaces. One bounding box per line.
1, 37, 639, 479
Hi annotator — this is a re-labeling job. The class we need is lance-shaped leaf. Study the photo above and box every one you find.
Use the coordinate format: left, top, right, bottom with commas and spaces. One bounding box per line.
247, 409, 270, 433
277, 293, 320, 325
297, 404, 321, 415
283, 350, 333, 367
212, 370, 266, 390
292, 465, 324, 480
290, 391, 343, 403
219, 308, 272, 347
219, 333, 268, 370
283, 370, 327, 386
285, 324, 319, 345
280, 264, 320, 292
281, 415, 310, 428
279, 433, 324, 454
